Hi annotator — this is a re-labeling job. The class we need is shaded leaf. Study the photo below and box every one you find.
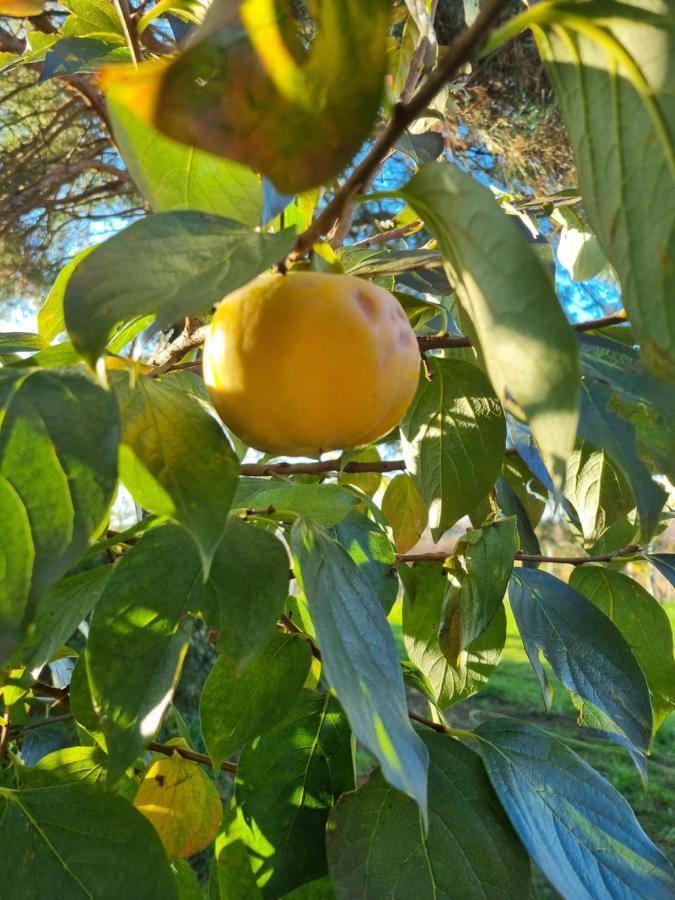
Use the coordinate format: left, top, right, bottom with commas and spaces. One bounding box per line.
401, 358, 505, 540
236, 691, 353, 897
0, 332, 46, 353
0, 368, 119, 661
509, 567, 652, 755
439, 517, 516, 658
565, 439, 635, 545
580, 333, 675, 481
201, 632, 312, 769
86, 525, 204, 780
41, 36, 129, 78
570, 565, 675, 732
18, 566, 111, 678
118, 374, 239, 572
401, 562, 506, 707
327, 732, 529, 899
0, 782, 178, 899
64, 211, 295, 365
647, 553, 675, 589
494, 476, 541, 562
477, 717, 675, 899
198, 517, 290, 668
291, 521, 428, 819
382, 472, 428, 554
578, 377, 666, 540
399, 162, 579, 485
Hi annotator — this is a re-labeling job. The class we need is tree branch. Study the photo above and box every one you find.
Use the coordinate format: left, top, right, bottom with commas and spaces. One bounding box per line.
396, 543, 643, 565
147, 741, 237, 774
289, 0, 510, 259
152, 312, 628, 375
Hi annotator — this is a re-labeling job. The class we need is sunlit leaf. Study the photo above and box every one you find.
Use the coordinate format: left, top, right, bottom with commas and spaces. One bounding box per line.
101, 0, 393, 193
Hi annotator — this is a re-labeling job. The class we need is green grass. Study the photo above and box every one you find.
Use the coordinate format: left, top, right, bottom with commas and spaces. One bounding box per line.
393, 601, 675, 893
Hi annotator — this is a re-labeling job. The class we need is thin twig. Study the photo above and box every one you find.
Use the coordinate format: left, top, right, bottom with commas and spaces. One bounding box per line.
152, 313, 628, 376
348, 221, 422, 249
148, 741, 237, 774
396, 543, 643, 565
112, 0, 143, 65
8, 713, 74, 737
418, 313, 628, 350
289, 0, 510, 259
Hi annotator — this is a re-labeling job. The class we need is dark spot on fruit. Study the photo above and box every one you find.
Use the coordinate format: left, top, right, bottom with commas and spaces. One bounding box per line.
155, 774, 165, 787
355, 290, 378, 321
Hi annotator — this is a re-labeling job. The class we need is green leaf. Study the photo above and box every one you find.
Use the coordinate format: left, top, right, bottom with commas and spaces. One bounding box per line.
198, 518, 290, 668
291, 521, 429, 819
337, 446, 381, 498
18, 566, 111, 678
401, 562, 506, 707
398, 162, 579, 485
580, 333, 675, 481
0, 368, 119, 661
570, 565, 675, 732
327, 731, 530, 899
553, 206, 609, 281
400, 358, 505, 540
0, 332, 46, 353
439, 518, 517, 659
578, 377, 666, 540
477, 717, 675, 899
86, 525, 204, 780
381, 472, 427, 554
64, 212, 295, 365
235, 691, 353, 897
209, 802, 263, 900
173, 859, 204, 900
38, 248, 94, 343
61, 0, 125, 39
118, 374, 239, 572
0, 782, 178, 899
108, 99, 263, 227
494, 476, 541, 561
509, 568, 652, 755
19, 746, 107, 787
112, 0, 392, 193
0, 477, 33, 662
233, 479, 357, 527
201, 632, 312, 770
564, 439, 635, 545
648, 553, 675, 590
530, 1, 675, 379
41, 36, 129, 78
333, 511, 398, 614
501, 454, 547, 528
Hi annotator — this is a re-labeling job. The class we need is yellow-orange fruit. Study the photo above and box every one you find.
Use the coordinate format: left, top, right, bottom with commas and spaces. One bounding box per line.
133, 752, 222, 859
202, 272, 420, 455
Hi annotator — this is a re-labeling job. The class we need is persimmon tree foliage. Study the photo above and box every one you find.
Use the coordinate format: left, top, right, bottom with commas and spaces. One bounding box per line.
1, 0, 675, 897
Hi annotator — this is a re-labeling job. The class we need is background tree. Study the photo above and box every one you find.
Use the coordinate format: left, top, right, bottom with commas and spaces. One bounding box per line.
0, 1, 674, 898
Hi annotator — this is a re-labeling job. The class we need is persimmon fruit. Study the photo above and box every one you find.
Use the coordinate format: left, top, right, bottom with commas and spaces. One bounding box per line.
202, 271, 420, 455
